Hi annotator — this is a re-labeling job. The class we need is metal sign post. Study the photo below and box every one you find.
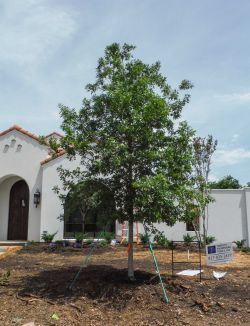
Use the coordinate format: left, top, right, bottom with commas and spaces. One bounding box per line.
171, 240, 202, 282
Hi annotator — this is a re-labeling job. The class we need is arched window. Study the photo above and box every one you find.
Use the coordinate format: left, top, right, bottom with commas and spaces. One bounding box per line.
63, 180, 116, 238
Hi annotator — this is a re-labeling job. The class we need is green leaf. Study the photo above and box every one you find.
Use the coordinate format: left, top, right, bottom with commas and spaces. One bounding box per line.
51, 313, 60, 320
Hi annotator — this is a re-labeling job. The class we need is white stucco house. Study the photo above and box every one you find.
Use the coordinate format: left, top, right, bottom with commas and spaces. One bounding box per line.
0, 125, 249, 246
0, 125, 78, 242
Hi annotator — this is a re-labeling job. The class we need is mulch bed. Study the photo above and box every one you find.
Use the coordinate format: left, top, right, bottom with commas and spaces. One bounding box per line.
0, 244, 249, 326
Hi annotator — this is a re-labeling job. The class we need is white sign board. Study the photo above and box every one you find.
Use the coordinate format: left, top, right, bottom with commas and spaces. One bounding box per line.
206, 242, 233, 265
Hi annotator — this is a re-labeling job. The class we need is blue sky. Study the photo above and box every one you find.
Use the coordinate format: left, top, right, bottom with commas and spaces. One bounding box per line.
0, 0, 250, 184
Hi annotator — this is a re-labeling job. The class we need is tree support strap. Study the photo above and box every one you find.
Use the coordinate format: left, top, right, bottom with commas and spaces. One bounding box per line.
143, 223, 170, 304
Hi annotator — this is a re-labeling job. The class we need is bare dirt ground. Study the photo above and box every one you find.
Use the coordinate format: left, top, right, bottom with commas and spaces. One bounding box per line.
0, 244, 249, 326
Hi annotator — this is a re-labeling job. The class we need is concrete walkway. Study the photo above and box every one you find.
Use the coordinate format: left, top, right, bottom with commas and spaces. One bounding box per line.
0, 241, 26, 246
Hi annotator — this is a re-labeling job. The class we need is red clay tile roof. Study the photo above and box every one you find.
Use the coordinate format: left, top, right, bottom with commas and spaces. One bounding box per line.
0, 125, 42, 142
40, 149, 66, 165
0, 125, 66, 165
45, 131, 63, 138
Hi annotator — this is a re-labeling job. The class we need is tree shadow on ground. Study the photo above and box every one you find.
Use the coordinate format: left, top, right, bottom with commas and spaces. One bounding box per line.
15, 265, 157, 309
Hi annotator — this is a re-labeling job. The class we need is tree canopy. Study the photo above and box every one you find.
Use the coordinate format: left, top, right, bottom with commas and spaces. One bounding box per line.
58, 43, 201, 278
209, 175, 241, 189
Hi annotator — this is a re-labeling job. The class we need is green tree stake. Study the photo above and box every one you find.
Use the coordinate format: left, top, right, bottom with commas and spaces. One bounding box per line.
69, 230, 104, 290
143, 224, 170, 304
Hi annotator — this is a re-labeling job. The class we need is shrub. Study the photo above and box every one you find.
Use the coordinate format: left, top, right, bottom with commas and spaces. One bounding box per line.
55, 240, 69, 247
233, 239, 246, 249
242, 246, 250, 253
154, 232, 169, 247
183, 233, 196, 246
41, 231, 57, 243
83, 239, 93, 245
25, 240, 35, 247
204, 235, 216, 245
103, 232, 115, 242
97, 239, 108, 247
75, 233, 89, 247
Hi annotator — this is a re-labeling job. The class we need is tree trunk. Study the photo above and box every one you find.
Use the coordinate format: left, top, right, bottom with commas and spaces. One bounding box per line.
202, 188, 209, 250
128, 219, 135, 280
192, 221, 202, 247
80, 210, 85, 234
197, 189, 207, 250
202, 211, 206, 247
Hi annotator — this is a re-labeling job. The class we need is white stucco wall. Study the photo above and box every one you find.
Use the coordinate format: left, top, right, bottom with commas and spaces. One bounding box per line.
116, 220, 195, 242
117, 189, 250, 245
242, 188, 250, 246
0, 130, 49, 241
152, 221, 195, 241
136, 189, 250, 245
207, 189, 247, 244
41, 155, 83, 241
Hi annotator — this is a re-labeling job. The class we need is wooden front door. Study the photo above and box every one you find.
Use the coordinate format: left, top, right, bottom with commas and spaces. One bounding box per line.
8, 180, 29, 240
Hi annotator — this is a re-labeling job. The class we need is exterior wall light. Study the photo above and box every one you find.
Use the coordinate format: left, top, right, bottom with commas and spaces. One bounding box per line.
34, 189, 41, 207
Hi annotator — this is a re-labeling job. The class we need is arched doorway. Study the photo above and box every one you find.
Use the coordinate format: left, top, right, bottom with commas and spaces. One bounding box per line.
8, 180, 29, 240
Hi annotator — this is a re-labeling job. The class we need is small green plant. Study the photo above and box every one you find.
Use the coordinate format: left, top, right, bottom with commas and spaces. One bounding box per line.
54, 240, 69, 247
51, 313, 60, 321
75, 233, 90, 242
103, 232, 115, 242
84, 239, 93, 245
0, 270, 11, 285
139, 233, 148, 244
75, 233, 89, 248
25, 240, 35, 247
154, 232, 169, 247
183, 233, 196, 246
41, 231, 57, 243
97, 239, 108, 247
242, 246, 250, 253
233, 239, 246, 249
204, 235, 216, 245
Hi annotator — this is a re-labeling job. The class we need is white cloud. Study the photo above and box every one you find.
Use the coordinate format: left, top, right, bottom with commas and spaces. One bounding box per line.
213, 148, 250, 165
208, 174, 219, 182
0, 0, 77, 66
232, 134, 239, 142
215, 92, 250, 103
